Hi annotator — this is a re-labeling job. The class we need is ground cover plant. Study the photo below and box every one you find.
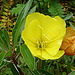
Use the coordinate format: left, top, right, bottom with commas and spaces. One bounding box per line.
0, 0, 75, 75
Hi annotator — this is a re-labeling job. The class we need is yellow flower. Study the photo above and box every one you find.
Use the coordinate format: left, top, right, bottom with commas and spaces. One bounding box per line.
22, 13, 66, 60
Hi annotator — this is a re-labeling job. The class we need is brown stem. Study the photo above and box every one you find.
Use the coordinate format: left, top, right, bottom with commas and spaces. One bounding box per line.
11, 52, 24, 75
38, 59, 41, 69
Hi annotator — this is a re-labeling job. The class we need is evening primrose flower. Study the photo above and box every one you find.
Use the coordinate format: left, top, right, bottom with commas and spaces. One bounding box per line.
22, 13, 66, 60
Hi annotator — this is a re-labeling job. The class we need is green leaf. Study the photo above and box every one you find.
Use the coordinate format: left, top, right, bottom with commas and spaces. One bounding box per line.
0, 43, 7, 51
38, 69, 52, 75
20, 44, 35, 70
28, 6, 36, 15
10, 4, 25, 16
4, 66, 13, 75
19, 56, 25, 64
62, 72, 66, 75
3, 29, 10, 49
64, 13, 73, 21
0, 29, 9, 51
69, 22, 75, 29
29, 69, 40, 75
71, 55, 75, 64
12, 0, 33, 49
48, 0, 64, 17
13, 18, 26, 49
0, 62, 6, 69
68, 71, 75, 75
0, 52, 6, 65
5, 50, 12, 57
0, 49, 12, 65
40, 2, 43, 6
9, 63, 19, 75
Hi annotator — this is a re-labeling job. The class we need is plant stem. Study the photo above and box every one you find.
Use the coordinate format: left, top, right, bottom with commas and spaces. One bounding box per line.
15, 52, 21, 60
38, 59, 41, 69
11, 51, 24, 75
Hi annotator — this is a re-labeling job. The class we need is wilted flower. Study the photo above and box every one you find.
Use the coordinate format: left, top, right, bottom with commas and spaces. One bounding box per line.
60, 26, 75, 55
22, 13, 66, 60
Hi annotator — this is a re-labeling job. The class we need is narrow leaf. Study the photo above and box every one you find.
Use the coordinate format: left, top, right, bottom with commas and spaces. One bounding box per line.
68, 71, 75, 75
20, 44, 35, 70
28, 6, 36, 14
0, 52, 6, 65
13, 18, 25, 48
38, 69, 52, 75
0, 29, 9, 51
69, 22, 75, 29
29, 69, 40, 75
0, 43, 8, 51
12, 0, 33, 48
0, 62, 6, 69
5, 50, 12, 57
4, 29, 10, 49
0, 37, 8, 50
64, 13, 73, 21
9, 63, 19, 75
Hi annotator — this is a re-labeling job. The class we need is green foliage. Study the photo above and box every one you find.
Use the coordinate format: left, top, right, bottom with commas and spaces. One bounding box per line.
4, 29, 10, 48
12, 0, 33, 49
9, 63, 19, 75
0, 50, 12, 65
38, 69, 52, 75
68, 71, 75, 75
10, 4, 25, 16
64, 13, 73, 21
0, 29, 10, 51
0, 0, 37, 74
69, 22, 75, 29
20, 44, 35, 70
29, 69, 41, 75
0, 28, 12, 65
0, 51, 6, 65
48, 0, 65, 17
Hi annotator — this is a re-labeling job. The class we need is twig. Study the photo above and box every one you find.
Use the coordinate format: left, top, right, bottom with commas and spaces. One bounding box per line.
38, 59, 41, 69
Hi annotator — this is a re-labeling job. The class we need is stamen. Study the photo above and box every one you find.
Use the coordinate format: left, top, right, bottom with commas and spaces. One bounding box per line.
43, 34, 50, 41
37, 40, 47, 50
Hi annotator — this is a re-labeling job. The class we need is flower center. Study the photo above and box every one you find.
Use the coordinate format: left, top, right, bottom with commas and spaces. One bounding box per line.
37, 40, 47, 50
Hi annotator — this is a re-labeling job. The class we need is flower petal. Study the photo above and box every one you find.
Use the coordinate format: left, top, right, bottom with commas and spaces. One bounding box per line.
28, 46, 41, 57
22, 19, 43, 44
42, 16, 66, 41
25, 13, 66, 42
45, 39, 63, 56
42, 15, 60, 34
54, 16, 66, 27
53, 16, 66, 39
25, 12, 45, 27
42, 50, 65, 60
25, 40, 45, 60
25, 39, 42, 57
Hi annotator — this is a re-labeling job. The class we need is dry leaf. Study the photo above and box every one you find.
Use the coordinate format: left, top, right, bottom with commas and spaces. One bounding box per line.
9, 0, 14, 6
